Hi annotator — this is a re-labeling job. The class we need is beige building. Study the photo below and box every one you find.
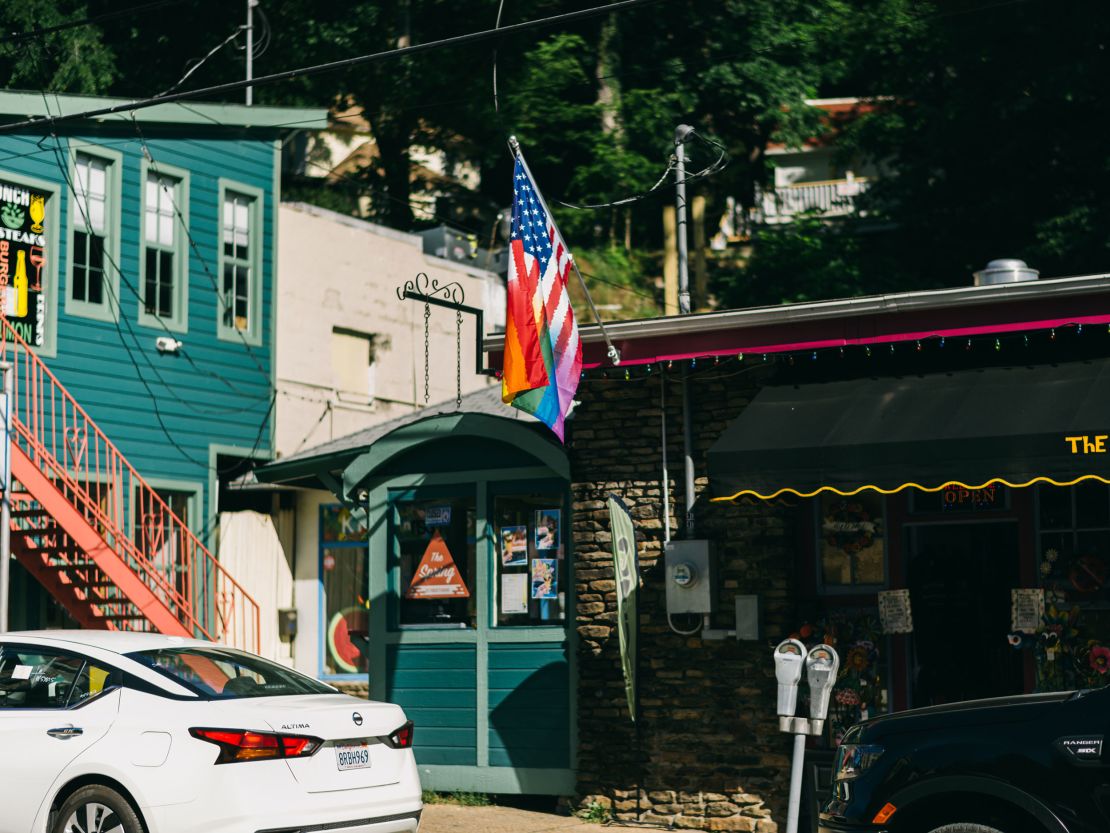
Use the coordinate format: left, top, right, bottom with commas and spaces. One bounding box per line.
221, 202, 503, 675
275, 201, 503, 459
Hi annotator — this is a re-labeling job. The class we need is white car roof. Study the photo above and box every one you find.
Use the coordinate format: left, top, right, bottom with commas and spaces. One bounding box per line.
2, 629, 220, 655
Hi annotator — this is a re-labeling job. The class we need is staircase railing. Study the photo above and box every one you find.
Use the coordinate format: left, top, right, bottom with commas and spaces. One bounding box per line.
1, 319, 260, 652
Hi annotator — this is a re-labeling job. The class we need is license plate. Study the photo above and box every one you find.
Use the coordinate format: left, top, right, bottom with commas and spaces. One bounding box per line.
335, 743, 371, 771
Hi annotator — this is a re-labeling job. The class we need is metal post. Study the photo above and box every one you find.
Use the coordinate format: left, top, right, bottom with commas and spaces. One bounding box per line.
0, 361, 12, 633
785, 732, 807, 833
674, 125, 696, 535
245, 0, 256, 106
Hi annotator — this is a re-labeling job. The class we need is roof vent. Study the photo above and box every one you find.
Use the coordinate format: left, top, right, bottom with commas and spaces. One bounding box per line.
973, 258, 1039, 286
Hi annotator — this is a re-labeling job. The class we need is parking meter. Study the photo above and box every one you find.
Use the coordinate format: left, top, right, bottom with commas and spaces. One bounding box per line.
774, 639, 807, 732
805, 644, 840, 736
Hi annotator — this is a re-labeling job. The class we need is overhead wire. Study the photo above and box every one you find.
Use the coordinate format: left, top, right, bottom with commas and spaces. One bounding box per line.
157, 28, 245, 99
33, 91, 270, 414
0, 0, 669, 134
38, 94, 215, 468
128, 114, 272, 381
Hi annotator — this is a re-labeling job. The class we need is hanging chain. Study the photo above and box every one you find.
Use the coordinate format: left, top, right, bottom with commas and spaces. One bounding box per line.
456, 309, 463, 408
423, 302, 431, 406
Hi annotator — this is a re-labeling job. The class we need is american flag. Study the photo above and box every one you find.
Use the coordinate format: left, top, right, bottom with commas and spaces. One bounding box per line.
500, 153, 582, 440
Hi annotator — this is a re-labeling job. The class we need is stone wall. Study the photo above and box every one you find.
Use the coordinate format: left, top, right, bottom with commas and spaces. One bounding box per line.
568, 366, 798, 831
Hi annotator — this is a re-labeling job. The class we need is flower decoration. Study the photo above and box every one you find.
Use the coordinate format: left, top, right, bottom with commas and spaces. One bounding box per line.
846, 646, 870, 672
1045, 548, 1059, 563
822, 500, 881, 553
1090, 645, 1110, 675
835, 688, 861, 706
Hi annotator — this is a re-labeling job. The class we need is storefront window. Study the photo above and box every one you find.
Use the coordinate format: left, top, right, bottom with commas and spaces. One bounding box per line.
818, 493, 886, 589
1024, 483, 1110, 692
320, 505, 370, 677
493, 494, 567, 626
1037, 482, 1110, 605
395, 495, 476, 628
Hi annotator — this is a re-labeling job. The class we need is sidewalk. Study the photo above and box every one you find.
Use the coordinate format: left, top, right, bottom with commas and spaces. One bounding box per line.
420, 803, 591, 833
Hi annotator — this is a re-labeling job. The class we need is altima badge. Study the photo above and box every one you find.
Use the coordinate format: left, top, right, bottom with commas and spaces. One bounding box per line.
352, 712, 363, 726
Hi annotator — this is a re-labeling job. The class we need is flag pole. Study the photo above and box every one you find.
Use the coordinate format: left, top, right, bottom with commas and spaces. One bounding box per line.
508, 136, 622, 366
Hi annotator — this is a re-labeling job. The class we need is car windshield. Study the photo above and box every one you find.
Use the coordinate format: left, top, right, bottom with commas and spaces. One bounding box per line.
126, 647, 335, 699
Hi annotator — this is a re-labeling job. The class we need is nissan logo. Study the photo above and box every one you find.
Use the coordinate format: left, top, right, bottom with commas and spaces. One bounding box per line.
352, 712, 363, 726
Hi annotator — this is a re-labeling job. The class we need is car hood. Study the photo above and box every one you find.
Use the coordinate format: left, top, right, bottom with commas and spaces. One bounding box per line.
849, 690, 1076, 742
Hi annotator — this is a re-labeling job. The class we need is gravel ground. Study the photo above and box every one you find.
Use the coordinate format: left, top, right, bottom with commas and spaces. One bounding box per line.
420, 802, 591, 833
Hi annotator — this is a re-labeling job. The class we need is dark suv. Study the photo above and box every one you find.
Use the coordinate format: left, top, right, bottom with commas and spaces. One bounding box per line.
818, 686, 1109, 833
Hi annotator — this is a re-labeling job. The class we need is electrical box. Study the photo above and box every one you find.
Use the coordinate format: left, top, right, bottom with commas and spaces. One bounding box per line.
734, 595, 762, 640
664, 540, 716, 615
277, 608, 298, 640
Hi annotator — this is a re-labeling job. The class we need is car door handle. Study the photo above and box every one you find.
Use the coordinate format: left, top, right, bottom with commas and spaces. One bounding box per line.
46, 726, 83, 740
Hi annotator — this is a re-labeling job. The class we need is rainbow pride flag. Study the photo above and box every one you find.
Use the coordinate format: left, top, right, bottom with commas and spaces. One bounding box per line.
501, 151, 582, 441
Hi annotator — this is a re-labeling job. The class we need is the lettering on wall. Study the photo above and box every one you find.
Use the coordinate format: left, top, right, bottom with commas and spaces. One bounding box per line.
1066, 435, 1109, 454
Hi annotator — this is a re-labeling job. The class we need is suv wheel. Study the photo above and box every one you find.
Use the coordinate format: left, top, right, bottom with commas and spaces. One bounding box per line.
927, 826, 1006, 833
53, 784, 144, 833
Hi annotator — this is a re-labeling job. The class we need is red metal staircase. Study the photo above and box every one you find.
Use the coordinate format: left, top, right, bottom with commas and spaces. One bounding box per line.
2, 319, 260, 651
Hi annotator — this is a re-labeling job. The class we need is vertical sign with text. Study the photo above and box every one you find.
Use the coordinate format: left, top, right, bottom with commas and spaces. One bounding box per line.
0, 179, 48, 346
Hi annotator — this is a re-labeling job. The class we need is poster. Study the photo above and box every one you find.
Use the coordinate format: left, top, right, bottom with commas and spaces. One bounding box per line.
500, 573, 529, 615
878, 588, 913, 634
321, 505, 368, 542
534, 509, 560, 551
0, 179, 48, 347
1011, 588, 1045, 634
530, 558, 557, 599
406, 531, 470, 599
500, 525, 528, 566
425, 505, 451, 526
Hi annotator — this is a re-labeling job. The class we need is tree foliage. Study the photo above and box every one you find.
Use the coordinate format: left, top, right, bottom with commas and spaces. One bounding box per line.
9, 0, 1109, 305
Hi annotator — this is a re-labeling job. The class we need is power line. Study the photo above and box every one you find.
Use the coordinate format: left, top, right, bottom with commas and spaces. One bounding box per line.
128, 115, 272, 381
0, 0, 668, 135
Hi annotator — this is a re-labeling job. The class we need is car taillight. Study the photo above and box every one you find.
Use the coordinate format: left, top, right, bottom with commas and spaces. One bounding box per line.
385, 720, 414, 749
833, 743, 884, 780
190, 728, 323, 764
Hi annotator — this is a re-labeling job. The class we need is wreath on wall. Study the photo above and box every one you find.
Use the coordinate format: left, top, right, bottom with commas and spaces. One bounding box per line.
822, 500, 882, 553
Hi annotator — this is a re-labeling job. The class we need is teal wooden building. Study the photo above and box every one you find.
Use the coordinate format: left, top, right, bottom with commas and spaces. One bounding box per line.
257, 387, 577, 794
0, 91, 326, 639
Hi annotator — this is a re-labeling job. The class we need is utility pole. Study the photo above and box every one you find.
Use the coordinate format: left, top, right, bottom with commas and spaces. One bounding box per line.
675, 125, 693, 315
0, 361, 12, 633
245, 0, 257, 106
674, 125, 696, 536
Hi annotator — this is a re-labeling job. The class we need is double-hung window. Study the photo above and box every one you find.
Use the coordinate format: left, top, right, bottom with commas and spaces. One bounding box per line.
67, 146, 121, 320
218, 182, 261, 343
140, 166, 187, 330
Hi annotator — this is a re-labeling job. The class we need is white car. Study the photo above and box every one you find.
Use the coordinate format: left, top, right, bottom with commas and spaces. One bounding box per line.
0, 631, 422, 833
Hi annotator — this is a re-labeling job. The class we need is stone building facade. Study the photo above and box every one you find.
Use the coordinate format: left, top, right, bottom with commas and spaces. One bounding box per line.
568, 366, 795, 831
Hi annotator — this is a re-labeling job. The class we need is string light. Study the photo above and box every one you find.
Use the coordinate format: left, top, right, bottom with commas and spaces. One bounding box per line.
838, 347, 844, 358
624, 368, 630, 381
916, 340, 922, 352
762, 354, 768, 362
738, 353, 744, 362
994, 338, 1001, 352
889, 343, 895, 355
1023, 334, 1029, 348
690, 358, 697, 369
811, 351, 817, 361
865, 346, 872, 357
1050, 329, 1056, 341
966, 338, 972, 351
1077, 324, 1083, 335
940, 337, 946, 348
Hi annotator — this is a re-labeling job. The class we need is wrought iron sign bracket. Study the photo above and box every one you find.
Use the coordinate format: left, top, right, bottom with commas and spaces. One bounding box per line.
395, 273, 499, 377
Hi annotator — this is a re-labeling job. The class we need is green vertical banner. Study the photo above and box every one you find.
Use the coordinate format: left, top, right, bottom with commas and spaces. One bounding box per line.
607, 495, 639, 721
